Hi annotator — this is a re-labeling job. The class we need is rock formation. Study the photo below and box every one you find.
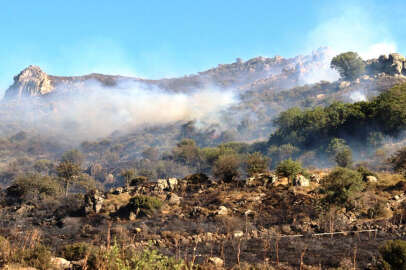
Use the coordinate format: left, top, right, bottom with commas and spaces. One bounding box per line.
4, 65, 53, 99
366, 53, 406, 76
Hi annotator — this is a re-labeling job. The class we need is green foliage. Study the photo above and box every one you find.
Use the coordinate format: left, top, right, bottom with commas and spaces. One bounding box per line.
321, 167, 365, 209
379, 240, 406, 269
356, 165, 377, 181
60, 149, 84, 167
86, 242, 185, 270
60, 242, 94, 261
327, 138, 353, 167
269, 83, 406, 152
56, 161, 81, 196
171, 139, 201, 167
246, 152, 269, 176
12, 244, 52, 270
121, 169, 136, 187
130, 176, 148, 186
275, 159, 303, 184
7, 173, 63, 202
330, 51, 365, 81
390, 147, 406, 177
213, 153, 241, 182
128, 196, 163, 217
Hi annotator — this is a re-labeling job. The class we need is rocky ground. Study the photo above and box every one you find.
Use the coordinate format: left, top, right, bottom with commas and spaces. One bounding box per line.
1, 171, 406, 269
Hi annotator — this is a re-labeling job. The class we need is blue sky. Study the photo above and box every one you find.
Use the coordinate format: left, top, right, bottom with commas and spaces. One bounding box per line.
0, 0, 405, 94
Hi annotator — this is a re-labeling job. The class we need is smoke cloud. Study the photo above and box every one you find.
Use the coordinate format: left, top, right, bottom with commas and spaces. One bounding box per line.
3, 81, 237, 142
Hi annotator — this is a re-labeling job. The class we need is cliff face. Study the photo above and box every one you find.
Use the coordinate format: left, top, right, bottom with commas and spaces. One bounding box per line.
4, 65, 53, 99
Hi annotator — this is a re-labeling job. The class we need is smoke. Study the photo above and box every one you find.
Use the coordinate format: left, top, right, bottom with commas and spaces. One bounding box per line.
349, 90, 367, 102
3, 80, 237, 142
301, 3, 398, 84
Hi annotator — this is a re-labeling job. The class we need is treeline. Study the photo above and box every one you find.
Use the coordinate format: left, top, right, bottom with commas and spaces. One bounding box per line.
269, 83, 406, 152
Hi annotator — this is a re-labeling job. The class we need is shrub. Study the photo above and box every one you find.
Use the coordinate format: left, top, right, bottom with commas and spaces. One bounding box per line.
379, 240, 406, 269
60, 242, 94, 261
276, 159, 303, 184
0, 236, 10, 264
12, 244, 52, 270
130, 176, 148, 186
390, 147, 406, 177
7, 173, 63, 202
245, 152, 269, 176
213, 153, 241, 182
327, 138, 353, 168
128, 195, 163, 217
86, 243, 184, 270
321, 167, 365, 209
330, 51, 365, 81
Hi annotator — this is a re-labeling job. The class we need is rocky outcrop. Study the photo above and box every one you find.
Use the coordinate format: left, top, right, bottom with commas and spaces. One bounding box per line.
367, 53, 406, 76
4, 66, 53, 99
84, 190, 105, 214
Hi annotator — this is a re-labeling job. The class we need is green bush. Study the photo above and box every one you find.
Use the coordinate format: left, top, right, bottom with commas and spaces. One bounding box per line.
12, 245, 52, 270
322, 167, 365, 209
276, 159, 303, 184
213, 153, 241, 182
7, 173, 63, 202
60, 242, 94, 261
86, 243, 184, 270
245, 152, 269, 176
379, 240, 406, 269
128, 195, 163, 217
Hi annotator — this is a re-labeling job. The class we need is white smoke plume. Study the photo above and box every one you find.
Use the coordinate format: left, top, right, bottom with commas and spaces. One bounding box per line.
4, 81, 237, 142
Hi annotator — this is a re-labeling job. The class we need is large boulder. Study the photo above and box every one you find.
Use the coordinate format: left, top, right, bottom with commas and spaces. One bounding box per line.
294, 174, 310, 187
245, 173, 277, 187
84, 190, 105, 214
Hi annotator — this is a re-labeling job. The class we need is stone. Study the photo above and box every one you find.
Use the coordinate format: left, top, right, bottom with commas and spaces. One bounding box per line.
216, 206, 229, 216
244, 209, 255, 217
366, 175, 378, 183
112, 187, 124, 194
156, 179, 168, 191
310, 174, 320, 184
294, 174, 310, 187
51, 257, 72, 270
208, 257, 224, 267
166, 193, 181, 206
84, 190, 105, 214
167, 178, 178, 190
233, 230, 244, 238
129, 211, 136, 221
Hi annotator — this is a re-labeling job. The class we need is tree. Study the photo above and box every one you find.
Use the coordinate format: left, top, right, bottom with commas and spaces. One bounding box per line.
172, 139, 201, 167
61, 149, 84, 167
56, 161, 81, 197
120, 169, 136, 188
213, 154, 241, 182
390, 147, 406, 177
246, 152, 269, 176
276, 159, 303, 185
327, 138, 353, 168
330, 52, 365, 81
321, 167, 364, 209
379, 240, 406, 269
